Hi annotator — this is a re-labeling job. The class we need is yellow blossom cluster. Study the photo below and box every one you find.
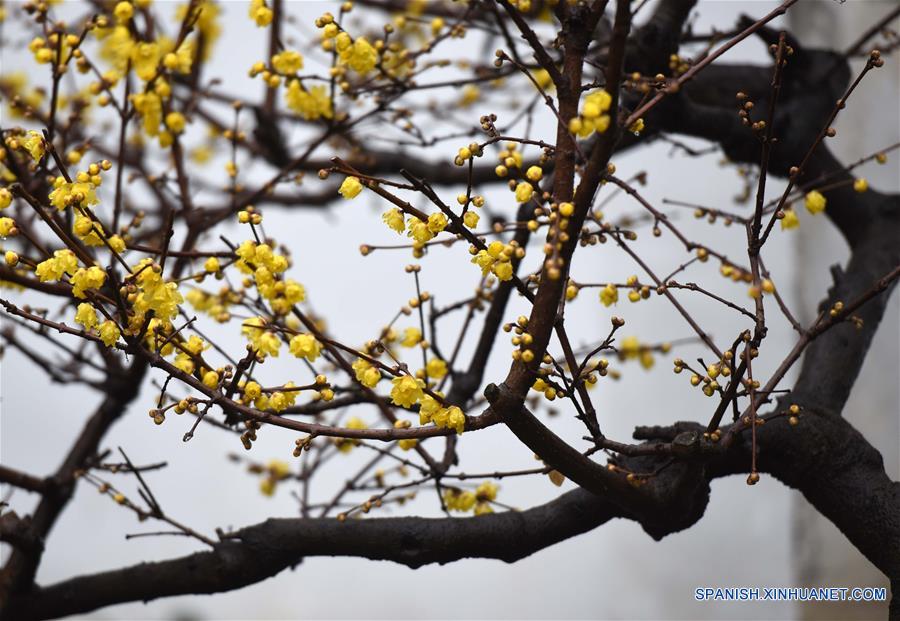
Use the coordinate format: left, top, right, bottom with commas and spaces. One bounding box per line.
471, 241, 522, 282
5, 130, 45, 162
128, 258, 184, 324
259, 459, 291, 496
599, 283, 618, 307
418, 392, 465, 434
352, 357, 382, 387
406, 212, 448, 245
35, 249, 79, 282
185, 286, 237, 323
235, 241, 304, 315
618, 336, 654, 370
569, 89, 612, 138
674, 350, 737, 398
173, 335, 209, 374
285, 82, 332, 121
494, 142, 523, 178
443, 481, 497, 514
248, 0, 273, 27
289, 333, 322, 362
242, 316, 282, 358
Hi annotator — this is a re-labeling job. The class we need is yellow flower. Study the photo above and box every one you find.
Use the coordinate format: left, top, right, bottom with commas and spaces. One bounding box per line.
340, 37, 378, 75
0, 188, 11, 209
532, 68, 553, 91
202, 370, 220, 388
407, 217, 434, 244
418, 392, 443, 425
525, 166, 543, 182
339, 176, 363, 199
425, 357, 448, 379
853, 178, 868, 193
241, 316, 281, 358
20, 131, 45, 161
443, 488, 476, 512
620, 336, 654, 369
114, 1, 133, 22
352, 358, 381, 387
70, 266, 107, 298
599, 283, 618, 307
284, 82, 332, 120
493, 261, 513, 281
382, 208, 405, 234
780, 208, 799, 230
131, 259, 183, 322
0, 217, 15, 238
475, 481, 498, 502
426, 212, 448, 234
259, 478, 276, 496
203, 256, 220, 273
514, 181, 534, 203
445, 405, 465, 434
165, 111, 186, 134
272, 50, 303, 74
401, 327, 422, 347
463, 211, 479, 229
289, 333, 322, 362
583, 89, 612, 117
132, 41, 161, 81
240, 381, 260, 401
459, 84, 480, 107
131, 92, 162, 136
49, 176, 99, 212
99, 320, 121, 347
75, 303, 98, 330
804, 190, 826, 214
390, 375, 425, 408
35, 249, 78, 282
249, 0, 273, 27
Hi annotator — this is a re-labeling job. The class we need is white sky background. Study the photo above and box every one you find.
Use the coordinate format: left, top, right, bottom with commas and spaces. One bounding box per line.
1, 1, 898, 619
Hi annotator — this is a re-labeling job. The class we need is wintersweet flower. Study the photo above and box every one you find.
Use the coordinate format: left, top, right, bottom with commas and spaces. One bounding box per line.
285, 82, 332, 120
99, 320, 121, 347
20, 131, 45, 161
340, 37, 377, 75
599, 283, 618, 307
352, 358, 381, 387
339, 176, 363, 199
0, 217, 15, 238
70, 266, 107, 298
390, 375, 425, 408
425, 357, 448, 379
382, 208, 405, 233
514, 181, 534, 203
35, 249, 78, 282
241, 316, 281, 358
249, 0, 273, 26
272, 50, 303, 74
75, 303, 98, 330
401, 327, 422, 347
780, 208, 799, 230
289, 333, 322, 362
804, 190, 826, 214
